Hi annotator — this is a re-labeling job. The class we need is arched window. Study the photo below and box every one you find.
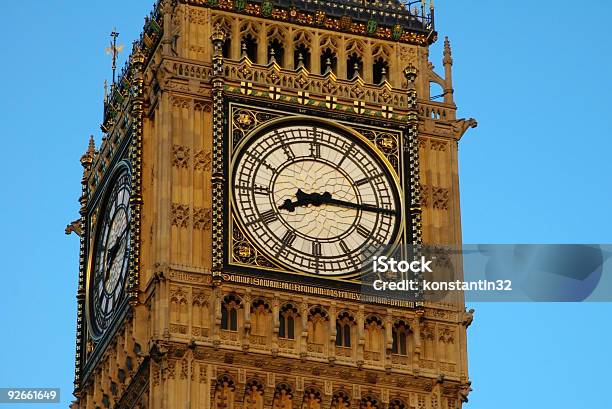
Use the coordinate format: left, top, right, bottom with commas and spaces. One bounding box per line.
331, 391, 351, 409
364, 315, 383, 353
307, 306, 329, 346
242, 34, 258, 62
279, 303, 298, 339
373, 58, 389, 84
347, 53, 363, 79
303, 388, 322, 409
294, 43, 311, 70
335, 312, 354, 347
221, 294, 240, 331
268, 38, 284, 65
251, 299, 270, 336
222, 38, 231, 59
320, 48, 337, 75
392, 321, 410, 355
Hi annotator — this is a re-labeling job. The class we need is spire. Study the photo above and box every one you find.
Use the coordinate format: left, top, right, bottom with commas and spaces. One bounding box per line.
241, 42, 248, 59
443, 36, 454, 104
297, 53, 304, 69
80, 135, 96, 169
443, 36, 453, 66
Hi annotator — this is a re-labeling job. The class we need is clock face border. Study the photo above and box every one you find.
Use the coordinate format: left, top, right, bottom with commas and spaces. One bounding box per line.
85, 161, 132, 341
223, 99, 413, 285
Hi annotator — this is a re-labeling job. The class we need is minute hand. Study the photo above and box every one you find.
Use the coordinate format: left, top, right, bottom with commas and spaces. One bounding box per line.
321, 197, 397, 216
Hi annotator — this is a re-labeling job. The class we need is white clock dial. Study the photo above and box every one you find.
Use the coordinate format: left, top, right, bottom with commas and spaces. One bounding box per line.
89, 168, 131, 338
232, 121, 403, 276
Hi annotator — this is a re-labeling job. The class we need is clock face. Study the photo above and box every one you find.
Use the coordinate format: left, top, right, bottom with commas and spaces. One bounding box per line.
232, 121, 403, 277
88, 168, 131, 338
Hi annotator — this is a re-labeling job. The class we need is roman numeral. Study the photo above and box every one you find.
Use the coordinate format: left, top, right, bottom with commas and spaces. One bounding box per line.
337, 142, 355, 168
312, 241, 322, 257
356, 225, 370, 238
355, 174, 382, 186
354, 177, 369, 186
253, 185, 269, 195
339, 240, 350, 254
281, 231, 297, 247
310, 141, 321, 158
260, 209, 279, 224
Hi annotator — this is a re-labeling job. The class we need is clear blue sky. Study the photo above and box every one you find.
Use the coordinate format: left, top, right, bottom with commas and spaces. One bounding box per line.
0, 1, 610, 408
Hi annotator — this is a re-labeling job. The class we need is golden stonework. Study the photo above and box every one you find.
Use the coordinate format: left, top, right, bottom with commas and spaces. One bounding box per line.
71, 1, 475, 408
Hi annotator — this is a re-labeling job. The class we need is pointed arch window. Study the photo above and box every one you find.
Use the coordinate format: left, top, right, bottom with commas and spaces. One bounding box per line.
373, 58, 389, 84
268, 38, 284, 65
242, 34, 258, 62
222, 38, 231, 59
392, 321, 410, 356
320, 48, 337, 75
279, 303, 298, 339
335, 312, 354, 347
294, 43, 311, 70
347, 53, 363, 79
221, 295, 240, 331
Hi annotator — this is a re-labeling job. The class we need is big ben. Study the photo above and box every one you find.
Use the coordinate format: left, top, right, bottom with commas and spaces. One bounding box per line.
70, 0, 476, 408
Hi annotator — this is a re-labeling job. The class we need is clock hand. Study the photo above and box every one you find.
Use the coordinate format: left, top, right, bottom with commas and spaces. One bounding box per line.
279, 190, 397, 216
105, 229, 128, 277
278, 189, 319, 212
320, 196, 398, 216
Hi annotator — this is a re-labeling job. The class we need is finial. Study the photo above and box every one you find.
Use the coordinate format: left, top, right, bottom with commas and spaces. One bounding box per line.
443, 36, 453, 66
403, 63, 417, 81
241, 42, 248, 59
269, 48, 276, 64
80, 135, 96, 168
430, 0, 434, 9
211, 23, 226, 45
297, 53, 304, 69
380, 67, 387, 83
105, 28, 124, 85
211, 24, 225, 58
352, 62, 360, 79
324, 58, 332, 74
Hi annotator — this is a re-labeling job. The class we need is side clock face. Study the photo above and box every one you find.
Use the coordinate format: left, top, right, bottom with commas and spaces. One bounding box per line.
88, 168, 131, 338
232, 121, 403, 276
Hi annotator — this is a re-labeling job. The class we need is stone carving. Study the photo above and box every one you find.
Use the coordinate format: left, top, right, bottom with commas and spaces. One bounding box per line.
173, 145, 191, 168
194, 207, 212, 230
432, 187, 449, 210
194, 149, 212, 171
429, 140, 447, 152
171, 203, 190, 228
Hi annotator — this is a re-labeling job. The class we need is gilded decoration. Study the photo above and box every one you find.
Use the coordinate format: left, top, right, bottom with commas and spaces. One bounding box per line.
231, 218, 277, 268
229, 103, 402, 177
183, 0, 433, 46
232, 107, 283, 146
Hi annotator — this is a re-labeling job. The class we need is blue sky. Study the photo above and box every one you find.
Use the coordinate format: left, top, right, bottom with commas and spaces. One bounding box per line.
0, 1, 610, 408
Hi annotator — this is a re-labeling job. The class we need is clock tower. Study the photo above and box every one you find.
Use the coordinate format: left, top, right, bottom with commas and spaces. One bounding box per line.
70, 1, 476, 408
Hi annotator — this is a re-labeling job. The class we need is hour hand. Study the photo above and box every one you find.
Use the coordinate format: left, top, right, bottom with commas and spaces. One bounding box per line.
278, 189, 332, 212
278, 189, 311, 212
